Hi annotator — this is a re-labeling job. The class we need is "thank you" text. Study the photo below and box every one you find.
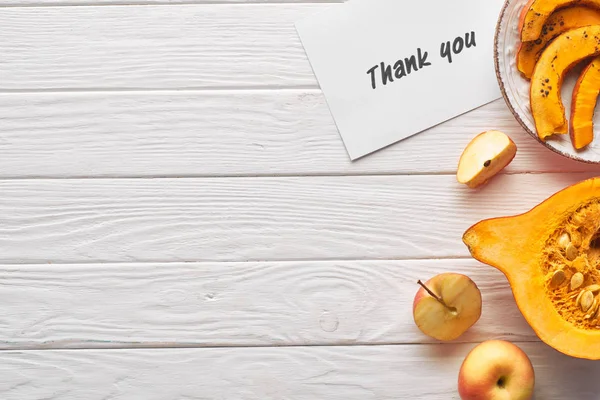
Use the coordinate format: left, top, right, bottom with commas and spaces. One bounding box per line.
367, 31, 477, 90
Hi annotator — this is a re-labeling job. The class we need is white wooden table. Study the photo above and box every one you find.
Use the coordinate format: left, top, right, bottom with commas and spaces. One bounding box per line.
2, 1, 600, 399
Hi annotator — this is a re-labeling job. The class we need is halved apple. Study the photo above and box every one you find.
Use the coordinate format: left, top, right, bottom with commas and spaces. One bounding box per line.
530, 25, 600, 141
517, 6, 600, 79
457, 131, 517, 189
570, 57, 600, 150
519, 0, 600, 42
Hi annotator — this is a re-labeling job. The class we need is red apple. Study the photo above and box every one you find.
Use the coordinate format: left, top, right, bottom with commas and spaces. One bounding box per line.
412, 273, 482, 341
458, 340, 535, 400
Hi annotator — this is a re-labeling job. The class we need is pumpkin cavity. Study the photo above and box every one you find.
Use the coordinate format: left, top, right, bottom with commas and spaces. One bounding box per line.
543, 200, 600, 328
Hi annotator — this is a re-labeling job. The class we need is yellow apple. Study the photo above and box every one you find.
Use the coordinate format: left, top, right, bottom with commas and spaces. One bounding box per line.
457, 130, 517, 188
458, 340, 535, 400
412, 273, 482, 341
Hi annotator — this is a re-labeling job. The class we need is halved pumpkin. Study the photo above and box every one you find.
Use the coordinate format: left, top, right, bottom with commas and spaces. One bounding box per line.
570, 57, 600, 149
517, 6, 600, 79
520, 0, 600, 42
530, 25, 600, 141
463, 177, 600, 360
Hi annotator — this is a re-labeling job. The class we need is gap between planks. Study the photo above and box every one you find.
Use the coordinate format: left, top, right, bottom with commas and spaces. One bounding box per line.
0, 255, 474, 265
0, 341, 542, 352
0, 86, 320, 94
0, 171, 553, 181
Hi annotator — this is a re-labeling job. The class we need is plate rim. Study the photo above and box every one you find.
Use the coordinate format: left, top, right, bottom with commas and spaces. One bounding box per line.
493, 0, 600, 165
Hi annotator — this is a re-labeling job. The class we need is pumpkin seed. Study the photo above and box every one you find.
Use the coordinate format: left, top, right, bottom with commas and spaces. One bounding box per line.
576, 289, 585, 305
558, 233, 571, 248
566, 244, 578, 261
585, 284, 600, 294
549, 270, 566, 289
571, 272, 585, 290
581, 290, 594, 312
585, 299, 599, 319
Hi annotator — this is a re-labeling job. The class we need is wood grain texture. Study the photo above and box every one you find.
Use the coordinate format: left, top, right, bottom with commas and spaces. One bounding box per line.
0, 4, 326, 90
0, 173, 596, 263
0, 343, 597, 399
0, 259, 534, 349
1, 93, 598, 178
2, 1, 594, 397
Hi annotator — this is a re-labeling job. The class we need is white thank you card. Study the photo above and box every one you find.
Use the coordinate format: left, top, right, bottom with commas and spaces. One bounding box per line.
296, 0, 505, 160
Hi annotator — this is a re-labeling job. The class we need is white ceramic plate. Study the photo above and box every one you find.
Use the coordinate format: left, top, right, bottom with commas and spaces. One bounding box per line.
495, 0, 600, 163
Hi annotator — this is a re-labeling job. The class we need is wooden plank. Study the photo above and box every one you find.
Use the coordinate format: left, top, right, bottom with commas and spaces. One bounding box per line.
0, 4, 326, 90
0, 173, 594, 263
0, 259, 534, 349
1, 93, 596, 178
0, 342, 596, 399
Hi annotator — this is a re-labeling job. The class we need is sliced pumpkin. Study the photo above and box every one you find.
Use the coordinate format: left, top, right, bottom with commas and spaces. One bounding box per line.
530, 25, 600, 141
520, 0, 600, 42
517, 6, 600, 79
463, 177, 600, 360
570, 57, 600, 150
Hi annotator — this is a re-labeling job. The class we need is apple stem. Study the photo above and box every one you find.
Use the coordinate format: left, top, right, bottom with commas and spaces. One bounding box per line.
417, 280, 454, 312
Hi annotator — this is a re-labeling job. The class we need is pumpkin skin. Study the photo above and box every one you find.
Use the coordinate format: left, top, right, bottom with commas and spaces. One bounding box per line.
530, 25, 600, 141
570, 57, 600, 150
517, 6, 600, 79
519, 0, 600, 42
463, 177, 600, 360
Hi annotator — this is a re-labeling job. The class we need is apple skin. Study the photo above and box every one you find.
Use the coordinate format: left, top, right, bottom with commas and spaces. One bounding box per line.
413, 273, 482, 341
458, 340, 535, 400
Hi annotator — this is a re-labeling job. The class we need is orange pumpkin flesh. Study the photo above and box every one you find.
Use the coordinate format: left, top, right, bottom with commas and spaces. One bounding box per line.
517, 6, 600, 79
570, 57, 600, 149
530, 25, 600, 141
463, 177, 600, 360
520, 0, 600, 42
